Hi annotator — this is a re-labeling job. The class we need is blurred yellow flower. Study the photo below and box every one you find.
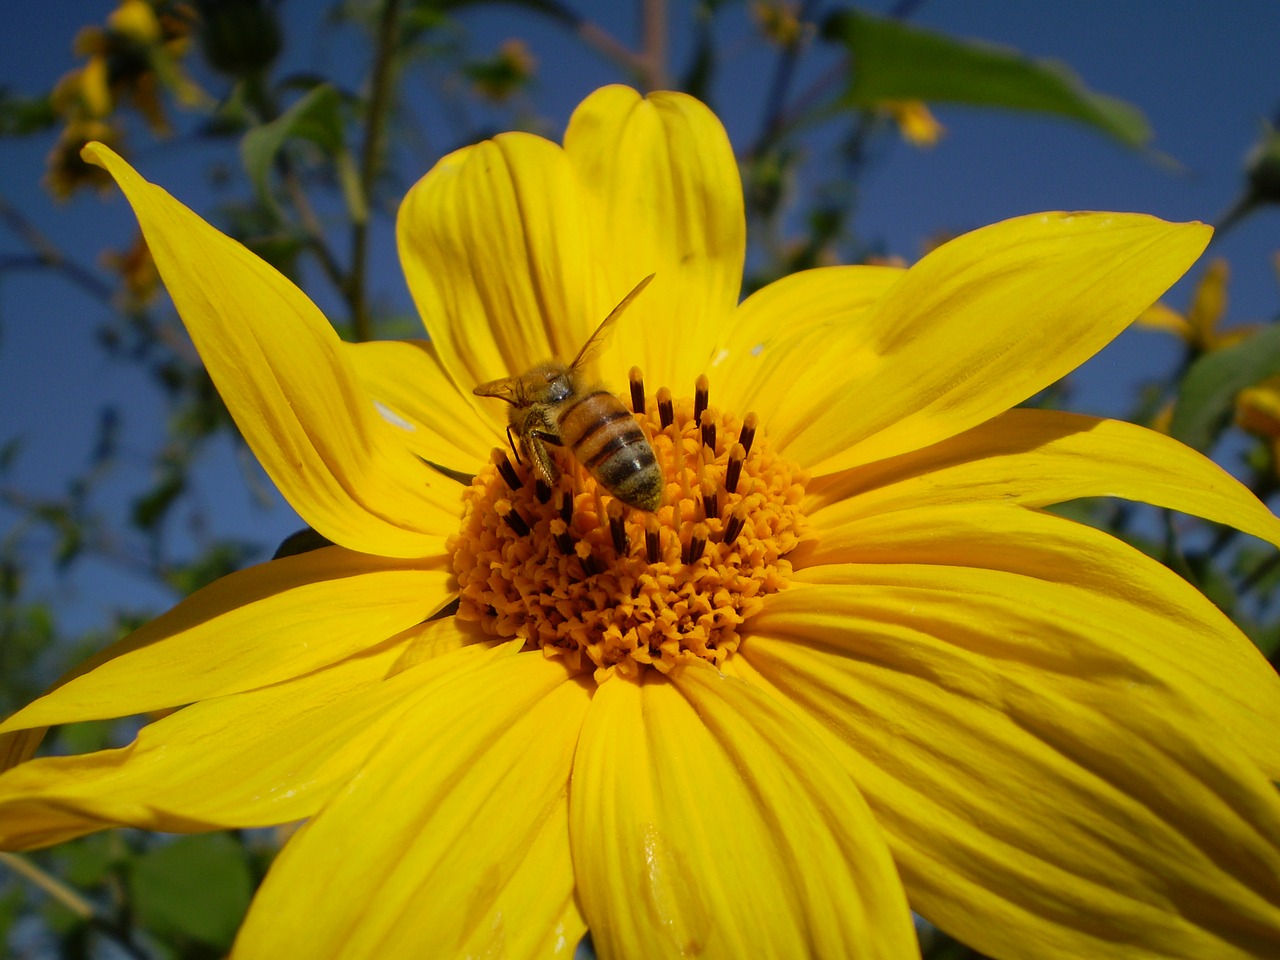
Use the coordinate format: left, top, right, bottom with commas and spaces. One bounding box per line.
1237, 375, 1280, 469
881, 99, 945, 148
467, 39, 538, 102
101, 231, 161, 307
1137, 257, 1259, 352
43, 119, 123, 200
45, 0, 204, 197
753, 0, 808, 49
4, 86, 1280, 959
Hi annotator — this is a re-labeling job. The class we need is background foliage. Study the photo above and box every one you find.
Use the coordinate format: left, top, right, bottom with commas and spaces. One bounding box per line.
2, 2, 1279, 956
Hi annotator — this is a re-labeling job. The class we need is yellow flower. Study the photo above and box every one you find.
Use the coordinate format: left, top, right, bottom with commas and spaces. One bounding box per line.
467, 38, 538, 102
880, 99, 945, 148
1137, 257, 1258, 352
100, 230, 160, 306
753, 0, 808, 49
5, 86, 1280, 958
42, 118, 122, 200
1237, 374, 1280, 469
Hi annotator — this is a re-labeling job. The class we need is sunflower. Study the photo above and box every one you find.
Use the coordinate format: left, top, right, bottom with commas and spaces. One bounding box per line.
4, 85, 1280, 959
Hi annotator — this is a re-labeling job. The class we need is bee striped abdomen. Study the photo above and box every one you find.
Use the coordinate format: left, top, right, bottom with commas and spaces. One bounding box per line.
559, 390, 663, 511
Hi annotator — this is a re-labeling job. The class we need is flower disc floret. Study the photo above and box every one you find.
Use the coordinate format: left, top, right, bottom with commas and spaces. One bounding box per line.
451, 382, 807, 682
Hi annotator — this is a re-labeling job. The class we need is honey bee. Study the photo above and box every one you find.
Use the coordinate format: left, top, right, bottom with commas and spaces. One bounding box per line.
474, 275, 663, 512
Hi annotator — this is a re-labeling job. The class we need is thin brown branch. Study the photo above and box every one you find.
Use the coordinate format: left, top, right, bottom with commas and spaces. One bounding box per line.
282, 165, 346, 290
0, 852, 96, 919
640, 0, 668, 91
0, 195, 116, 304
349, 0, 403, 343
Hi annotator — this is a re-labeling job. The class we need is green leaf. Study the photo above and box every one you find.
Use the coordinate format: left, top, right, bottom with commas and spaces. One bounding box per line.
240, 84, 364, 221
60, 834, 117, 888
822, 9, 1151, 148
129, 833, 253, 950
1171, 323, 1280, 450
0, 88, 56, 136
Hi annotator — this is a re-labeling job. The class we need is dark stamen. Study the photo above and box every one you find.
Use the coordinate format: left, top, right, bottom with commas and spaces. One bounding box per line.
701, 478, 719, 521
534, 478, 551, 503
683, 522, 710, 565
629, 366, 645, 414
551, 519, 575, 555
701, 419, 716, 452
723, 508, 746, 545
725, 442, 745, 494
694, 374, 709, 425
492, 448, 522, 490
645, 515, 662, 564
657, 387, 674, 429
497, 500, 531, 537
738, 412, 758, 458
608, 500, 629, 556
559, 490, 574, 525
576, 540, 604, 577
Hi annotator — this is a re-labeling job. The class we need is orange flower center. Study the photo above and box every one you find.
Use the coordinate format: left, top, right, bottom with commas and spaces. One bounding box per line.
450, 373, 808, 682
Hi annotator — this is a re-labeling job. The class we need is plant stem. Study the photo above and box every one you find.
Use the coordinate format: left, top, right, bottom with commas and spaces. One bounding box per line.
349, 0, 403, 343
640, 0, 668, 91
0, 196, 116, 304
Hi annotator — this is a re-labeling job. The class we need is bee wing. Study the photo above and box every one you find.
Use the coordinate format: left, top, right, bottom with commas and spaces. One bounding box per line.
473, 375, 525, 403
569, 273, 656, 372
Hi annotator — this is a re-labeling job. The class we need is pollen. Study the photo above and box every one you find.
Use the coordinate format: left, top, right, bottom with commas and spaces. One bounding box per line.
450, 379, 808, 683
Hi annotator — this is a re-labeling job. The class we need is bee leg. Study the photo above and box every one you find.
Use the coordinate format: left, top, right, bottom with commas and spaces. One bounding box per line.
505, 425, 523, 465
522, 410, 563, 487
526, 435, 560, 487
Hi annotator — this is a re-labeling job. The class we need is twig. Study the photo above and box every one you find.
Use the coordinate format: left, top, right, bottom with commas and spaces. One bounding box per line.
640, 0, 668, 91
242, 75, 349, 304
0, 196, 116, 304
282, 165, 346, 292
349, 0, 403, 343
503, 0, 651, 82
0, 851, 96, 920
752, 0, 821, 159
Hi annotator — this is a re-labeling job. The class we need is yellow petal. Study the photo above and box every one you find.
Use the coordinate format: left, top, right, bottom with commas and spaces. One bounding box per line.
398, 132, 602, 400
806, 408, 1280, 549
741, 620, 1280, 958
774, 212, 1211, 474
0, 633, 507, 851
883, 99, 945, 148
1188, 256, 1229, 346
570, 665, 916, 959
83, 144, 456, 558
565, 85, 745, 391
0, 547, 452, 731
1134, 300, 1193, 340
343, 338, 499, 472
232, 653, 588, 960
710, 264, 905, 430
790, 505, 1280, 779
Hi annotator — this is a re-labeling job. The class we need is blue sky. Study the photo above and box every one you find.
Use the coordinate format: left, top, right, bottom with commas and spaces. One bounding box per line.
1, 2, 1277, 639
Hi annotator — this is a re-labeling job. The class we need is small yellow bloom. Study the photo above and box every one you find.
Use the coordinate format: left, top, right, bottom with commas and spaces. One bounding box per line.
100, 231, 160, 306
42, 119, 122, 200
1137, 257, 1258, 351
1237, 375, 1280, 470
107, 0, 163, 44
467, 39, 538, 102
46, 0, 205, 194
881, 99, 945, 148
753, 0, 808, 48
4, 87, 1280, 959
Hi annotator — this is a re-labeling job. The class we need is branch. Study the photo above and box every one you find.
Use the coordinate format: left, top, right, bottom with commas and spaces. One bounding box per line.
0, 195, 116, 304
349, 0, 403, 343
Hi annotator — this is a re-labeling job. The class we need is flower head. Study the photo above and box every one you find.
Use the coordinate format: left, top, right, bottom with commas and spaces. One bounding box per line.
1137, 256, 1259, 352
4, 86, 1280, 959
